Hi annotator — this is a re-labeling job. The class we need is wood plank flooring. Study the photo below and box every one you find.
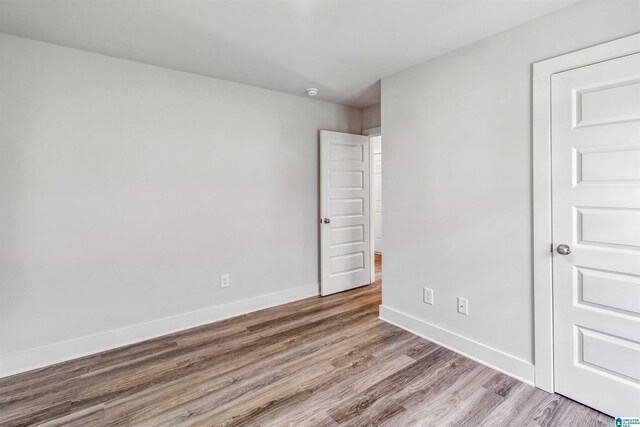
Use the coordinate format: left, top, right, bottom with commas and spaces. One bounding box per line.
0, 255, 611, 426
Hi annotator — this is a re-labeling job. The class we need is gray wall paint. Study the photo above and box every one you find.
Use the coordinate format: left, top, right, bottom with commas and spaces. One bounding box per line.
381, 0, 640, 363
0, 34, 360, 357
361, 104, 381, 130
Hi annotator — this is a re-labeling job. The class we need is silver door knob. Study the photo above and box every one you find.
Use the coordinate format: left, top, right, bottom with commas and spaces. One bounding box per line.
323, 218, 331, 224
556, 244, 571, 255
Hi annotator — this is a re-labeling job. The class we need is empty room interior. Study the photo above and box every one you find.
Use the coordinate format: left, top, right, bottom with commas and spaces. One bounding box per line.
1, 0, 640, 425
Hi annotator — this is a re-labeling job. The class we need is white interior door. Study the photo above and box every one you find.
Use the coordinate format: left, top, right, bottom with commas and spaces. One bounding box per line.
551, 52, 640, 417
320, 130, 371, 296
372, 136, 383, 253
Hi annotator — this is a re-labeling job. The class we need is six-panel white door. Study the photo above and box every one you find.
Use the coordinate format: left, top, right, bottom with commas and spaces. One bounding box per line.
320, 130, 371, 296
551, 52, 640, 417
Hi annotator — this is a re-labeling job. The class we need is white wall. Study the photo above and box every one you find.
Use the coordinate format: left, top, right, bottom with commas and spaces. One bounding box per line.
0, 34, 360, 375
361, 104, 381, 130
380, 0, 640, 383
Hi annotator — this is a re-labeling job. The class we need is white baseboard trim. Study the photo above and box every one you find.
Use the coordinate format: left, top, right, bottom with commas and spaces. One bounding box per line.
0, 283, 319, 378
379, 305, 535, 386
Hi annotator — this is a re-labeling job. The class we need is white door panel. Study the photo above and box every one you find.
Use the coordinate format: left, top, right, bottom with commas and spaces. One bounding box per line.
552, 52, 640, 416
320, 131, 371, 296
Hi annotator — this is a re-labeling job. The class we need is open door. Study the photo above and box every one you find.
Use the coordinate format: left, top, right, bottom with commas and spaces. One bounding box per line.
320, 130, 371, 296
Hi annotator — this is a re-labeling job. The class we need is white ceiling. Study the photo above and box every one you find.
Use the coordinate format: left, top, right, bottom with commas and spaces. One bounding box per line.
0, 0, 579, 108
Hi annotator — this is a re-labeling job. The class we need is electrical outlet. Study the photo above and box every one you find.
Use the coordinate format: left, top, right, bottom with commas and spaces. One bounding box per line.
457, 297, 468, 315
220, 273, 230, 288
423, 288, 433, 305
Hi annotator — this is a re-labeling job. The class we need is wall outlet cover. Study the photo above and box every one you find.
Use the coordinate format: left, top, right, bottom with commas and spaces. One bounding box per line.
220, 273, 230, 288
457, 297, 468, 315
423, 287, 433, 305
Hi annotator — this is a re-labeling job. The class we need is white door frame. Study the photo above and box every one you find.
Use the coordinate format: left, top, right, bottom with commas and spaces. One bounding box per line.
532, 32, 640, 392
363, 127, 382, 283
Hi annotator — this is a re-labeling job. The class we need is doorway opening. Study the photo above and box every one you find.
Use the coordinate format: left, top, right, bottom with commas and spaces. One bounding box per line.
365, 129, 382, 287
318, 128, 381, 296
